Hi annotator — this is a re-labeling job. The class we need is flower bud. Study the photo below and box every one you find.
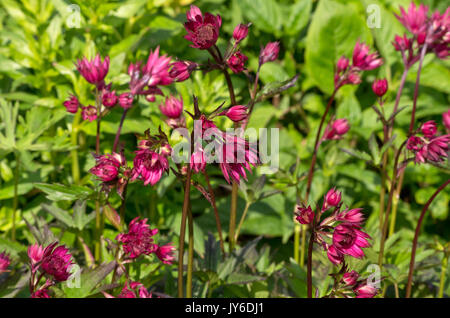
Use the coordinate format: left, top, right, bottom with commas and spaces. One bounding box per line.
81, 105, 97, 122
63, 95, 79, 113
372, 78, 388, 97
220, 105, 248, 122
119, 92, 133, 109
295, 205, 314, 225
159, 95, 183, 119
324, 188, 342, 208
421, 120, 437, 138
233, 23, 249, 43
259, 42, 280, 65
102, 90, 118, 108
342, 270, 359, 286
336, 56, 349, 73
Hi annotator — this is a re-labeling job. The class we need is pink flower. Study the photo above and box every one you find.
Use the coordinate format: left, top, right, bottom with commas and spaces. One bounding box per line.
28, 244, 44, 271
159, 95, 183, 119
81, 105, 97, 122
416, 135, 450, 163
352, 41, 383, 71
131, 149, 170, 186
259, 42, 280, 65
326, 245, 344, 266
227, 51, 248, 73
323, 119, 350, 140
392, 34, 412, 51
155, 243, 176, 264
324, 188, 342, 208
118, 281, 152, 298
332, 224, 371, 259
372, 78, 388, 97
31, 289, 50, 298
220, 105, 248, 122
40, 243, 74, 282
395, 2, 429, 36
89, 153, 125, 183
336, 208, 365, 225
233, 23, 249, 43
295, 205, 314, 225
119, 92, 133, 109
116, 217, 158, 259
443, 109, 450, 131
190, 147, 206, 173
0, 251, 10, 273
184, 5, 222, 50
102, 90, 118, 108
75, 54, 109, 89
354, 283, 378, 298
421, 120, 437, 138
169, 61, 197, 82
63, 95, 79, 113
406, 136, 424, 151
342, 270, 359, 286
336, 56, 349, 73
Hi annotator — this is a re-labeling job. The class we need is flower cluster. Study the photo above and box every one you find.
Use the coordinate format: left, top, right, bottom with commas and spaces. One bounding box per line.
326, 266, 379, 298
0, 251, 10, 273
90, 152, 130, 197
406, 120, 450, 164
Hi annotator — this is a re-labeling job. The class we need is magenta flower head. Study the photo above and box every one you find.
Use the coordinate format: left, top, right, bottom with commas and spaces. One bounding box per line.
142, 47, 173, 87
220, 105, 248, 122
76, 54, 109, 89
354, 283, 378, 298
421, 120, 437, 138
155, 243, 176, 265
259, 42, 280, 65
116, 217, 158, 259
324, 188, 342, 209
233, 23, 249, 43
31, 289, 51, 298
102, 90, 118, 108
63, 95, 79, 113
372, 78, 388, 97
332, 224, 371, 259
190, 147, 206, 173
395, 2, 429, 36
28, 244, 44, 271
352, 41, 383, 71
132, 149, 170, 186
342, 270, 359, 286
40, 242, 74, 282
295, 205, 314, 225
184, 5, 222, 50
326, 245, 344, 266
392, 34, 412, 52
443, 109, 450, 131
336, 208, 365, 225
406, 135, 424, 151
81, 105, 97, 122
159, 95, 183, 119
119, 92, 134, 109
417, 135, 450, 164
0, 251, 10, 273
118, 281, 152, 298
90, 153, 125, 183
169, 61, 197, 82
227, 51, 248, 73
323, 119, 350, 140
336, 56, 349, 73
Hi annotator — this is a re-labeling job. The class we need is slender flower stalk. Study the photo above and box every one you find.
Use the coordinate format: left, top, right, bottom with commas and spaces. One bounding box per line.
11, 152, 20, 241
70, 112, 81, 184
113, 109, 129, 153
203, 171, 225, 254
405, 179, 449, 298
234, 201, 251, 243
186, 204, 194, 298
306, 207, 318, 298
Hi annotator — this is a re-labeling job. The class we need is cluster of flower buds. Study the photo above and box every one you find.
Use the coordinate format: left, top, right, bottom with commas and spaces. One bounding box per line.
27, 242, 75, 298
334, 41, 383, 89
407, 120, 450, 164
295, 188, 371, 267
0, 251, 10, 273
103, 281, 153, 298
159, 95, 186, 128
116, 217, 175, 264
322, 118, 350, 141
326, 266, 379, 298
393, 2, 450, 65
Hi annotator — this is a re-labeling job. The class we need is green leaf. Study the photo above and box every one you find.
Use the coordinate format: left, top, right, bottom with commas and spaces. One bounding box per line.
238, 0, 282, 34
34, 183, 93, 201
256, 74, 299, 102
41, 203, 75, 228
283, 0, 312, 35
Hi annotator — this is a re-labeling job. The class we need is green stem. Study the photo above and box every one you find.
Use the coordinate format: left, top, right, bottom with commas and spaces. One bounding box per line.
438, 255, 448, 298
234, 201, 251, 243
70, 112, 81, 184
11, 153, 20, 241
294, 224, 300, 263
94, 198, 102, 262
186, 204, 194, 298
300, 225, 307, 267
203, 171, 225, 255
389, 172, 404, 236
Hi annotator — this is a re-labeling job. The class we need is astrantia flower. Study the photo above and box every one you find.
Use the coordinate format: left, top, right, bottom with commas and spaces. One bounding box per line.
406, 136, 424, 151
155, 243, 176, 265
395, 2, 428, 36
354, 283, 378, 298
75, 54, 109, 89
184, 5, 222, 50
326, 245, 344, 266
295, 205, 314, 225
336, 56, 349, 73
220, 105, 248, 122
116, 217, 158, 259
159, 95, 183, 119
119, 92, 134, 109
28, 244, 44, 271
259, 42, 280, 65
342, 270, 359, 286
372, 78, 388, 97
131, 149, 170, 186
118, 281, 152, 298
0, 251, 10, 273
416, 135, 450, 163
352, 41, 383, 71
31, 289, 50, 298
336, 208, 365, 225
81, 105, 97, 122
102, 90, 118, 108
63, 95, 79, 113
323, 119, 350, 140
332, 224, 371, 259
392, 34, 412, 52
323, 188, 342, 209
443, 109, 450, 131
169, 61, 197, 82
190, 147, 207, 173
227, 51, 248, 73
421, 120, 437, 138
90, 153, 125, 183
233, 23, 249, 43
40, 243, 74, 282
